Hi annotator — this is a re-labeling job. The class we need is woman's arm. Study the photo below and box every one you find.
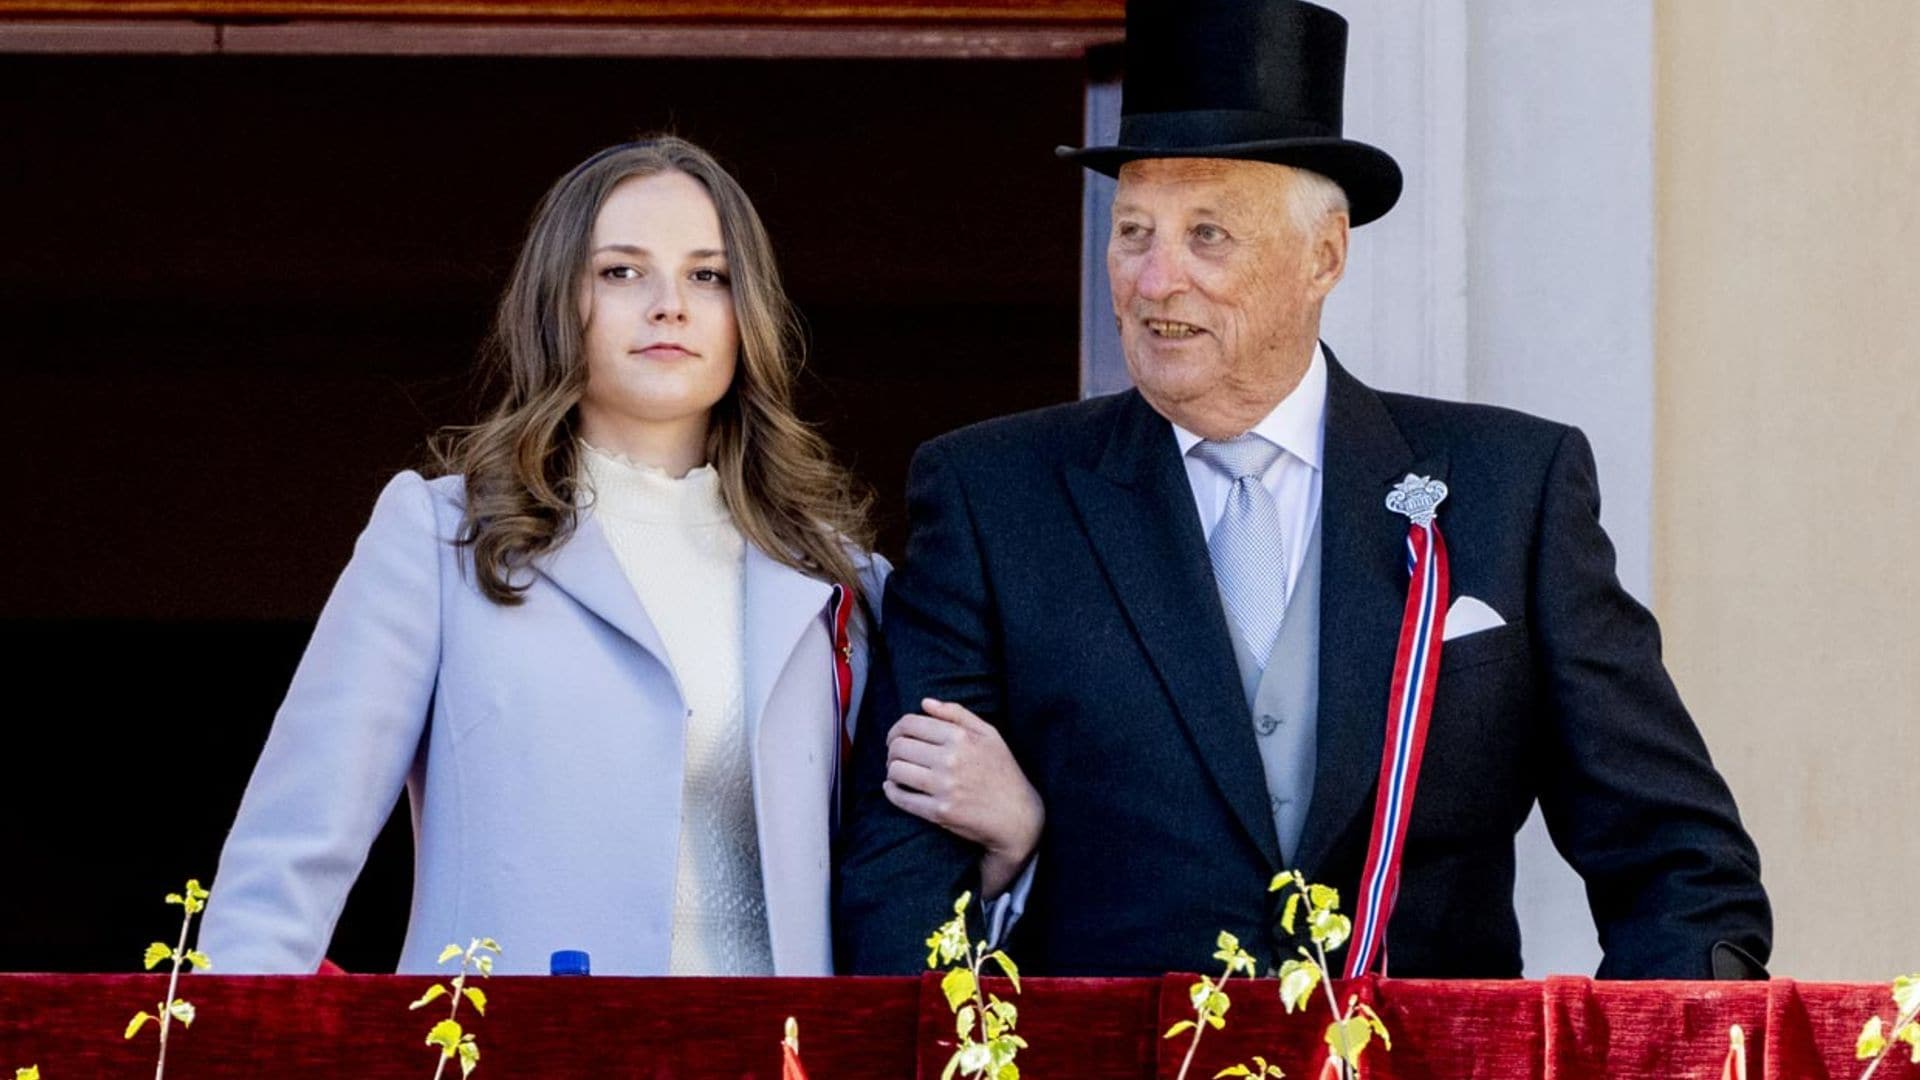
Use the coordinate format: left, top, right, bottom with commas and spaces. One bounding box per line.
882, 698, 1042, 897
197, 471, 446, 974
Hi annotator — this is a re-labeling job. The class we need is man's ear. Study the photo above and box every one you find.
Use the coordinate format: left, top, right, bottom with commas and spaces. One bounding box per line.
1310, 212, 1350, 300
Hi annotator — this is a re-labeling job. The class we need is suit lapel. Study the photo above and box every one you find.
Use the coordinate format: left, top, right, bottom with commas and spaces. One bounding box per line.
1293, 351, 1447, 879
1063, 391, 1285, 870
536, 509, 679, 689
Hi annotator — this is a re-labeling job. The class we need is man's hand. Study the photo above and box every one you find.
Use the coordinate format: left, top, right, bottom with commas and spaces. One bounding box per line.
884, 698, 1043, 896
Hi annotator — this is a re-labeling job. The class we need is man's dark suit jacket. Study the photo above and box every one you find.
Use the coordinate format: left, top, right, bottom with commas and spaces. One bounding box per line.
835, 351, 1770, 979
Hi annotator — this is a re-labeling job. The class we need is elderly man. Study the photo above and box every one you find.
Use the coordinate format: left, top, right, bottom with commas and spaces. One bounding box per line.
836, 0, 1770, 979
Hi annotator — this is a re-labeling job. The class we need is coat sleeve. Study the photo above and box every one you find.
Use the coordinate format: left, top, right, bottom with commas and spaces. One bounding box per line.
835, 440, 1001, 973
1528, 427, 1772, 978
198, 471, 445, 974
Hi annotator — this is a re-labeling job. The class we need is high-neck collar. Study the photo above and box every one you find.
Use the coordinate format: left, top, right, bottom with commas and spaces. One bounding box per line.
579, 440, 730, 526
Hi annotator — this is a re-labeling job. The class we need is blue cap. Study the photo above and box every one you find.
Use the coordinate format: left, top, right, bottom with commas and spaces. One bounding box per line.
549, 949, 591, 976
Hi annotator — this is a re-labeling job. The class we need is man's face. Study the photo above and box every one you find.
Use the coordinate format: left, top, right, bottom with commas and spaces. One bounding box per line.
1108, 158, 1347, 437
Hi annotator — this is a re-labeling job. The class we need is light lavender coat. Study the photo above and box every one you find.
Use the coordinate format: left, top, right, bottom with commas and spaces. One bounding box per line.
199, 470, 882, 975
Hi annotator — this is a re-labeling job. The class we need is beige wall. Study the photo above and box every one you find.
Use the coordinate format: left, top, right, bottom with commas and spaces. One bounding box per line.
1656, 3, 1920, 980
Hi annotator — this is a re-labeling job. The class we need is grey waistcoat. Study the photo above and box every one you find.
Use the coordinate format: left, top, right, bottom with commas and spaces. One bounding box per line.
1223, 514, 1322, 868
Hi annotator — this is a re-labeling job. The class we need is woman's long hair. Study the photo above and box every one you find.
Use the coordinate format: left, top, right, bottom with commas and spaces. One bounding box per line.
430, 137, 873, 603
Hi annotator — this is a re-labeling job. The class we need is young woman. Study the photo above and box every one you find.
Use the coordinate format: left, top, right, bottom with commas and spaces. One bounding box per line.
199, 137, 1040, 976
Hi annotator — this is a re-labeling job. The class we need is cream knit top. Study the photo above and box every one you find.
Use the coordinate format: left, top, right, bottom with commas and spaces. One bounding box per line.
579, 441, 773, 976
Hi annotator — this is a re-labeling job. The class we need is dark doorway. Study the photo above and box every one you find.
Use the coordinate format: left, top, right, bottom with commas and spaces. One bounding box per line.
1, 51, 1084, 972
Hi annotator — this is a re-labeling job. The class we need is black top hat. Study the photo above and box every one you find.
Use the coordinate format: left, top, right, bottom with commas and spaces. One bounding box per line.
1059, 0, 1403, 226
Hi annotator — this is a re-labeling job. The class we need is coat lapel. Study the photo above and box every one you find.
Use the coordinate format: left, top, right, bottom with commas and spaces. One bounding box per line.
743, 543, 834, 750
743, 544, 835, 976
535, 509, 679, 691
1063, 391, 1285, 870
1292, 351, 1447, 879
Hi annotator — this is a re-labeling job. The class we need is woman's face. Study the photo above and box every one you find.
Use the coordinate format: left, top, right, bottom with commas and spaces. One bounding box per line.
576, 170, 740, 445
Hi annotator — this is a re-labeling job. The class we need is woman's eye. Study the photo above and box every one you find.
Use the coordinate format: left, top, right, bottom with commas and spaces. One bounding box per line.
1192, 224, 1228, 244
601, 265, 641, 281
691, 267, 731, 285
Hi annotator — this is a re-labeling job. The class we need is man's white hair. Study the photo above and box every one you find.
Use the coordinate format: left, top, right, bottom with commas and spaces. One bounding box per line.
1283, 166, 1350, 233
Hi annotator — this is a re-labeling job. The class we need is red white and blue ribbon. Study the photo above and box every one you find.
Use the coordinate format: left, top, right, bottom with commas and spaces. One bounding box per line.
1344, 474, 1450, 978
826, 583, 857, 829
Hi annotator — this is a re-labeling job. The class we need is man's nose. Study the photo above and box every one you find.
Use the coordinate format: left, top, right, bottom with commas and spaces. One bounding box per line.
1132, 237, 1189, 301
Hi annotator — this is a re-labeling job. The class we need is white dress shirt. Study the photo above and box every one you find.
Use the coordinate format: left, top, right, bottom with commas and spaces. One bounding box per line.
1170, 343, 1328, 607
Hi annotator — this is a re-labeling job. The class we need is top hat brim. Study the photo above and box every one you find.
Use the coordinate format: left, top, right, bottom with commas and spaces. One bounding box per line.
1057, 136, 1403, 227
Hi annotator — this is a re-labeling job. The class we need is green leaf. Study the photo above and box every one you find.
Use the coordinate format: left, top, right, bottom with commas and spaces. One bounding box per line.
463, 986, 488, 1016
168, 999, 196, 1027
185, 950, 212, 972
987, 950, 1022, 993
1309, 910, 1352, 952
17, 1066, 41, 1080
926, 917, 970, 969
1356, 1002, 1392, 1048
1215, 931, 1242, 955
1858, 1016, 1886, 1060
1214, 1067, 1253, 1078
954, 890, 973, 915
427, 1019, 464, 1056
1281, 893, 1302, 935
1278, 958, 1321, 1013
941, 1049, 963, 1080
1895, 975, 1920, 1016
993, 1064, 1019, 1080
986, 998, 1018, 1030
478, 938, 502, 955
957, 1042, 993, 1076
458, 1038, 481, 1077
144, 942, 174, 970
1326, 1016, 1373, 1069
957, 1005, 977, 1040
1308, 884, 1339, 912
186, 879, 210, 901
125, 1011, 155, 1039
474, 954, 494, 977
165, 893, 184, 907
1226, 949, 1257, 977
1164, 1020, 1197, 1039
1896, 1021, 1920, 1058
438, 944, 464, 964
943, 967, 978, 1011
410, 984, 450, 1010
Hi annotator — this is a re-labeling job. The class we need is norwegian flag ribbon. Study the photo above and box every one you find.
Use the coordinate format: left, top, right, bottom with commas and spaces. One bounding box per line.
1343, 475, 1450, 979
826, 583, 857, 830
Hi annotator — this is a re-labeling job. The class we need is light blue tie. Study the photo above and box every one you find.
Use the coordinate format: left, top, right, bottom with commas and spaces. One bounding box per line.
1192, 435, 1289, 666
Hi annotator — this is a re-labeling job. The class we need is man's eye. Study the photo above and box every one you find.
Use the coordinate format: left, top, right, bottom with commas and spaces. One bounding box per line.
1192, 224, 1228, 244
1115, 221, 1149, 241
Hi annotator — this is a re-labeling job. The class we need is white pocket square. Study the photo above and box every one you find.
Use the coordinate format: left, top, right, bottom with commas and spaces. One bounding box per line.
1442, 595, 1505, 641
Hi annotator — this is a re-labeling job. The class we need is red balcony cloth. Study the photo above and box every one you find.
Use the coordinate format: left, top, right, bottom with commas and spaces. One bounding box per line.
0, 973, 1901, 1078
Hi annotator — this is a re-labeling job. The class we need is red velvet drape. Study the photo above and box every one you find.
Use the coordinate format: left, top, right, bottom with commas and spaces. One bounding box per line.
0, 974, 1905, 1078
